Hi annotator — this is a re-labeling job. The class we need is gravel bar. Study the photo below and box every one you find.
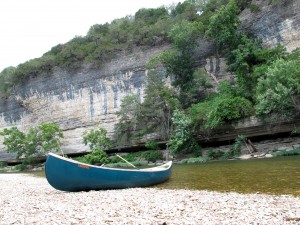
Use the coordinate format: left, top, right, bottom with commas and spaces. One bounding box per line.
0, 174, 299, 225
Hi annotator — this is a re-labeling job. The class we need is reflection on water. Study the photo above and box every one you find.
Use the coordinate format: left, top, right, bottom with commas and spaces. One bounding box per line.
155, 156, 300, 196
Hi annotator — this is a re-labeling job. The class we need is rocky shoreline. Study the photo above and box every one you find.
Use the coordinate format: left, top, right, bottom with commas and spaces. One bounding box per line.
0, 174, 299, 225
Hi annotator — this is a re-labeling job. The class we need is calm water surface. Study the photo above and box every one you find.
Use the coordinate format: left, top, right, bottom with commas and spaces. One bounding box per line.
155, 156, 300, 196
26, 156, 300, 196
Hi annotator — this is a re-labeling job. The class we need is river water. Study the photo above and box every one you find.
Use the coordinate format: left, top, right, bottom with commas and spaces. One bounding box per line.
155, 155, 300, 196
25, 155, 300, 196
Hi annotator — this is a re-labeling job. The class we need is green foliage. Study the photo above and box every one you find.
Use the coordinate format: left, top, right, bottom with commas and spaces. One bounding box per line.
286, 48, 300, 61
169, 109, 192, 154
208, 135, 245, 160
140, 71, 180, 140
193, 147, 203, 157
178, 157, 208, 164
208, 149, 225, 160
193, 68, 214, 90
142, 150, 164, 162
114, 71, 180, 144
0, 66, 16, 97
151, 20, 202, 94
78, 127, 111, 165
230, 135, 245, 157
255, 59, 300, 117
0, 161, 8, 168
171, 1, 200, 21
76, 149, 109, 165
272, 149, 300, 157
247, 3, 260, 13
0, 127, 26, 159
206, 96, 254, 128
225, 36, 287, 100
178, 68, 213, 108
291, 128, 300, 136
14, 163, 27, 171
0, 123, 63, 165
189, 84, 254, 129
114, 94, 141, 146
226, 35, 261, 75
34, 123, 64, 151
145, 140, 160, 151
205, 0, 240, 51
268, 0, 281, 5
82, 127, 112, 151
169, 20, 203, 52
135, 7, 168, 25
169, 109, 201, 155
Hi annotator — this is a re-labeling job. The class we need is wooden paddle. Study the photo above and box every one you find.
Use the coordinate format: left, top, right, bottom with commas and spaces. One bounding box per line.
116, 154, 138, 169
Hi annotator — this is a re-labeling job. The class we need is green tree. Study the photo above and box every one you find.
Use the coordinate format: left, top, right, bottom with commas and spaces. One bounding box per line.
0, 127, 27, 159
171, 1, 199, 21
145, 140, 160, 151
255, 59, 300, 117
114, 94, 141, 146
82, 127, 112, 151
0, 66, 16, 97
0, 123, 63, 166
79, 127, 111, 165
169, 109, 201, 155
80, 149, 109, 165
205, 0, 240, 51
140, 71, 180, 140
189, 81, 254, 129
135, 7, 168, 25
150, 19, 203, 107
32, 123, 64, 153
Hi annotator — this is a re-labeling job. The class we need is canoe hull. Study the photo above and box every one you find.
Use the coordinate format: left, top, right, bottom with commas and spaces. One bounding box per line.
45, 153, 172, 192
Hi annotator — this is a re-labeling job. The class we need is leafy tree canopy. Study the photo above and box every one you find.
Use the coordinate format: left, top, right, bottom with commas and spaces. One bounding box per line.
255, 59, 300, 117
140, 71, 180, 140
205, 0, 240, 51
169, 109, 201, 155
0, 123, 63, 165
82, 127, 112, 151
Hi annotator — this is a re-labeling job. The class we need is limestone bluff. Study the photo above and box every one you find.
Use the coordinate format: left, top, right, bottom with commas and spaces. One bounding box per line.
0, 0, 300, 159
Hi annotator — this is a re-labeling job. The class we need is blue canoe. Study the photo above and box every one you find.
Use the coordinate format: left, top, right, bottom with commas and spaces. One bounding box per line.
45, 152, 172, 192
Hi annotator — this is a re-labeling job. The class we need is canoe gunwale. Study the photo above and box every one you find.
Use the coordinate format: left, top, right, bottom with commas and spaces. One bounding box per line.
47, 152, 172, 172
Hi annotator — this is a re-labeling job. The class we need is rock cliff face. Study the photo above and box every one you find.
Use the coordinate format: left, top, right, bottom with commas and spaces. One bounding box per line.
240, 0, 300, 51
0, 46, 172, 155
1, 0, 300, 160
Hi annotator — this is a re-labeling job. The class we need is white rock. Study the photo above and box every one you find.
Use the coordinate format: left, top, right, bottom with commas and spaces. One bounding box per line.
0, 174, 299, 225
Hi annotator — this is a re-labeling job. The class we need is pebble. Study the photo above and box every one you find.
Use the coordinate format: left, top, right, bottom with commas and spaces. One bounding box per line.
0, 174, 299, 225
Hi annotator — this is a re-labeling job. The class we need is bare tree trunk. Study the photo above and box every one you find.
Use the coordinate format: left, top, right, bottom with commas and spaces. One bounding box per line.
247, 139, 258, 153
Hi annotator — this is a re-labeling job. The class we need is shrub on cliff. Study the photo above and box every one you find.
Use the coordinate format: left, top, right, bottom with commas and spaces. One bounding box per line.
189, 81, 254, 129
255, 58, 300, 118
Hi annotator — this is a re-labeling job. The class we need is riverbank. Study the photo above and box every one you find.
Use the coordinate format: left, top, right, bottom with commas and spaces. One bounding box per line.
0, 174, 299, 224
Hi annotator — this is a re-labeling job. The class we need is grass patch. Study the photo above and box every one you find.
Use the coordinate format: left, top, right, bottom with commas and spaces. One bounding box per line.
0, 162, 8, 168
272, 149, 300, 156
177, 157, 209, 164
